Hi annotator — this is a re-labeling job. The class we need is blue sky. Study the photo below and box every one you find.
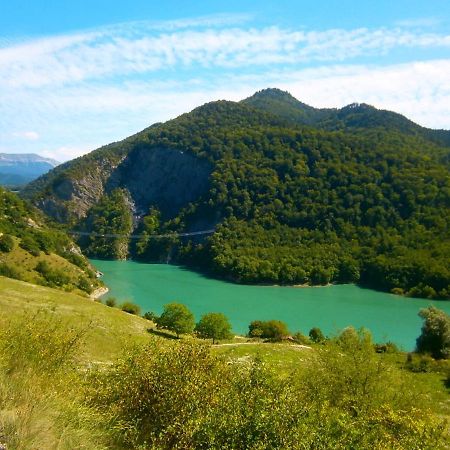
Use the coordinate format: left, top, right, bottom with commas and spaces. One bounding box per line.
1, 0, 449, 161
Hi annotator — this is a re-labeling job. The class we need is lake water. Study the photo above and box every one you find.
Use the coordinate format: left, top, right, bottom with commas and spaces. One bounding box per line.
91, 259, 450, 350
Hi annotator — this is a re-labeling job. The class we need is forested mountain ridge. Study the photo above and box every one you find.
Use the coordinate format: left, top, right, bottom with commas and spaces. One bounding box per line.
243, 88, 450, 149
22, 90, 450, 298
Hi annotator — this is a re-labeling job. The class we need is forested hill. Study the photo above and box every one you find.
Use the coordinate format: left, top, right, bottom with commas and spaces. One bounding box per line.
243, 88, 450, 149
22, 90, 450, 299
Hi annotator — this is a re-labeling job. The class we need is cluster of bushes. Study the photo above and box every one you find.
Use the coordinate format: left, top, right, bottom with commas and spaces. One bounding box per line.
1, 308, 450, 449
102, 296, 142, 315
0, 262, 22, 280
34, 260, 93, 294
104, 299, 234, 344
153, 302, 233, 343
87, 327, 445, 449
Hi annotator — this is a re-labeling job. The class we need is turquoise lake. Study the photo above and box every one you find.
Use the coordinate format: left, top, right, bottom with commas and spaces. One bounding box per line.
91, 259, 450, 350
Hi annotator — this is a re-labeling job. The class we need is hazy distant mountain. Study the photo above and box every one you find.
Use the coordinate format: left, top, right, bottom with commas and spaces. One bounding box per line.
0, 153, 59, 186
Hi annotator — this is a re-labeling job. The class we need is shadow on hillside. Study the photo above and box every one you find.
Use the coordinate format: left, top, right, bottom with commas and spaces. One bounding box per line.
147, 328, 179, 340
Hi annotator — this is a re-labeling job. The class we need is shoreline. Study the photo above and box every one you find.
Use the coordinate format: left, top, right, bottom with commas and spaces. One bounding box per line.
90, 286, 109, 299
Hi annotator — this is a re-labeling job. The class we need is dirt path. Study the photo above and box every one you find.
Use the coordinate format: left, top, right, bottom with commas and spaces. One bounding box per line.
213, 342, 312, 350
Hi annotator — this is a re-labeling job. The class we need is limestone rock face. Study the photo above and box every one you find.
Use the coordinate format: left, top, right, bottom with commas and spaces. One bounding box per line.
30, 146, 211, 227
115, 146, 212, 218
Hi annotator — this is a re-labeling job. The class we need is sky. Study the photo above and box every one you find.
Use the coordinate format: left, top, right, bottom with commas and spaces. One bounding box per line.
1, 0, 450, 161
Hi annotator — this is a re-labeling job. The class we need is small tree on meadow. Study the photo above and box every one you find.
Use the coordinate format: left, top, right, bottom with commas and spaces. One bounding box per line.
416, 306, 450, 359
195, 312, 232, 344
309, 327, 325, 343
248, 320, 289, 341
157, 302, 195, 338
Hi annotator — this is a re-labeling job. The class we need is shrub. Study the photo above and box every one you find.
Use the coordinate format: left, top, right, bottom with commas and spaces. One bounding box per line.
0, 262, 22, 280
416, 306, 450, 359
105, 297, 117, 307
77, 276, 93, 294
35, 260, 71, 287
248, 320, 289, 341
309, 327, 325, 343
374, 341, 399, 353
293, 331, 310, 345
121, 301, 141, 315
143, 311, 158, 321
88, 338, 446, 449
0, 312, 110, 448
405, 353, 436, 373
0, 234, 14, 252
19, 235, 40, 256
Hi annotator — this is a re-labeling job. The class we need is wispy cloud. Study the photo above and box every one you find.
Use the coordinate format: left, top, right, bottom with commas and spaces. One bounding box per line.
1, 18, 450, 160
1, 22, 450, 89
12, 131, 40, 141
395, 17, 441, 28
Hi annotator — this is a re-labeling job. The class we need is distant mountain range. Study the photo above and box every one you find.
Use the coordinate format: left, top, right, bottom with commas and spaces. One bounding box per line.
22, 88, 450, 298
0, 153, 59, 186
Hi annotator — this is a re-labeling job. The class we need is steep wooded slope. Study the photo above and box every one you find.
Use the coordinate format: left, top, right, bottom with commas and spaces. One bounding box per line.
22, 92, 450, 298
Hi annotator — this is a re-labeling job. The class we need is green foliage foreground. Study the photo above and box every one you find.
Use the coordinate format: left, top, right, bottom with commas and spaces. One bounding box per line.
0, 313, 447, 449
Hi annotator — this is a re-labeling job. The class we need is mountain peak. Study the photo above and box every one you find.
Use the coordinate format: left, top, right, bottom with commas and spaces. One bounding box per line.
246, 88, 299, 101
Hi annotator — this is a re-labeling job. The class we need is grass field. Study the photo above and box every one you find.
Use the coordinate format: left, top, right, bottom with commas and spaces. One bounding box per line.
1, 274, 449, 449
0, 275, 152, 363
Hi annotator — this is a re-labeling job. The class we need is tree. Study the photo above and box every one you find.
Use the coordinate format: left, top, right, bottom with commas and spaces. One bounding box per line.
416, 306, 450, 359
195, 312, 232, 343
309, 327, 325, 343
157, 302, 195, 337
248, 320, 289, 341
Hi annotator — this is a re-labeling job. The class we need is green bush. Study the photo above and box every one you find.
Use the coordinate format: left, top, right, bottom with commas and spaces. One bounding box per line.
0, 234, 14, 252
0, 262, 22, 280
309, 327, 326, 343
374, 341, 399, 353
248, 320, 289, 341
0, 312, 110, 449
105, 297, 117, 307
121, 301, 141, 315
87, 337, 446, 449
416, 306, 450, 359
35, 260, 71, 288
77, 276, 93, 294
143, 310, 158, 321
293, 331, 311, 345
19, 235, 41, 256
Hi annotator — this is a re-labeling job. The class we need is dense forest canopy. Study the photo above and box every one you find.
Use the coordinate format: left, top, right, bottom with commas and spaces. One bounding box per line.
22, 89, 450, 298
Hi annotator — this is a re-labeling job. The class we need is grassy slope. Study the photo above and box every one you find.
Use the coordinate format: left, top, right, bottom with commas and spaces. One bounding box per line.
0, 276, 151, 363
1, 275, 449, 420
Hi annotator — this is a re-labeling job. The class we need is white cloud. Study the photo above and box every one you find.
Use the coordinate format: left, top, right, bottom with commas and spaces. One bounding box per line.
38, 145, 94, 162
395, 17, 441, 28
1, 22, 449, 89
13, 131, 40, 141
1, 19, 450, 161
